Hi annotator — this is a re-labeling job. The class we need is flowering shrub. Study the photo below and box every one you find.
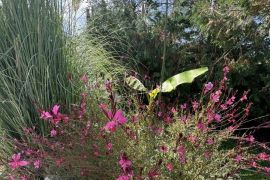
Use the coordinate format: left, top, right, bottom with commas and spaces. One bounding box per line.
1, 67, 270, 179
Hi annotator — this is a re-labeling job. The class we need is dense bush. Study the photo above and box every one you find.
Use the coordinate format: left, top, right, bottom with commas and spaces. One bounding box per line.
1, 67, 270, 179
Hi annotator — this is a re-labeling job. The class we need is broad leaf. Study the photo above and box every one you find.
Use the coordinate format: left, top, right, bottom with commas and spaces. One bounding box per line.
161, 67, 208, 92
125, 76, 148, 92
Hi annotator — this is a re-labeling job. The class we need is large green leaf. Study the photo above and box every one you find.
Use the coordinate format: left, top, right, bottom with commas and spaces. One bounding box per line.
161, 67, 208, 92
125, 76, 148, 92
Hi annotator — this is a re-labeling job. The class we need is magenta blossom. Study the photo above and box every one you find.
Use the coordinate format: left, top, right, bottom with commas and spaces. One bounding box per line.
52, 105, 60, 115
106, 143, 113, 151
50, 129, 57, 137
180, 103, 187, 109
117, 175, 130, 180
214, 114, 221, 122
9, 153, 29, 170
211, 90, 222, 103
192, 101, 199, 111
119, 153, 132, 174
40, 111, 52, 120
234, 155, 242, 163
264, 167, 270, 173
114, 110, 127, 125
197, 121, 205, 132
34, 160, 41, 169
166, 163, 173, 171
20, 175, 27, 180
103, 121, 117, 132
204, 82, 213, 93
177, 145, 186, 164
258, 152, 268, 160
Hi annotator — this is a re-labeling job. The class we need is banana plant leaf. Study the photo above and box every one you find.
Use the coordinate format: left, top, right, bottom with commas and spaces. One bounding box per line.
161, 67, 208, 92
125, 76, 148, 92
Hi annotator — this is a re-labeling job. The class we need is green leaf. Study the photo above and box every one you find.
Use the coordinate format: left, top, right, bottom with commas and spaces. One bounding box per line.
125, 76, 148, 92
161, 67, 208, 92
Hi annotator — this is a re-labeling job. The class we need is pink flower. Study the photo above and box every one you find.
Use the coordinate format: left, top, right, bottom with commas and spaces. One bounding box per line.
192, 101, 199, 110
25, 149, 33, 155
9, 175, 15, 180
119, 154, 132, 172
177, 145, 186, 164
211, 90, 222, 103
159, 145, 168, 153
234, 155, 242, 163
153, 127, 163, 135
34, 160, 41, 169
180, 103, 187, 109
204, 151, 211, 159
228, 126, 236, 132
166, 163, 173, 171
226, 96, 235, 106
188, 135, 197, 144
223, 66, 230, 73
103, 121, 117, 132
114, 110, 127, 125
148, 169, 158, 178
214, 114, 221, 122
206, 138, 214, 145
51, 114, 62, 124
20, 175, 27, 180
117, 175, 130, 180
240, 91, 248, 101
9, 153, 29, 170
207, 110, 215, 123
264, 167, 270, 173
204, 82, 213, 93
258, 152, 268, 160
40, 111, 52, 120
171, 107, 177, 113
52, 105, 60, 115
106, 143, 113, 151
246, 135, 255, 143
220, 104, 227, 110
50, 129, 57, 137
250, 161, 257, 168
164, 116, 173, 124
197, 121, 205, 132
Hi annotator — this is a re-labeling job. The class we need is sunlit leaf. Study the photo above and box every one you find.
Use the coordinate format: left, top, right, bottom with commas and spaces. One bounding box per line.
125, 76, 148, 92
161, 67, 208, 92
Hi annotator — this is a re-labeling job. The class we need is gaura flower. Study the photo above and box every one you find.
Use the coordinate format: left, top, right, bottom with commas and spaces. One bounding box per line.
103, 121, 117, 132
166, 163, 173, 171
52, 105, 60, 115
117, 175, 130, 180
106, 143, 113, 151
40, 111, 52, 120
50, 129, 57, 137
114, 110, 127, 125
211, 90, 222, 103
9, 153, 29, 170
34, 160, 41, 169
234, 155, 242, 163
204, 82, 213, 93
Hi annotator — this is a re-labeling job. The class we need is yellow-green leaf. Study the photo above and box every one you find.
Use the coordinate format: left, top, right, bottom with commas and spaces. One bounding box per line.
161, 67, 208, 92
125, 76, 148, 92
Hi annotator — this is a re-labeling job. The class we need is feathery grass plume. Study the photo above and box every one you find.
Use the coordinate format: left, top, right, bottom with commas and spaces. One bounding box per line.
0, 0, 77, 137
68, 32, 130, 103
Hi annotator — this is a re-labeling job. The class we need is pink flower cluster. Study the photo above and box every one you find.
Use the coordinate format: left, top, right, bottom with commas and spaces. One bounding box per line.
100, 104, 127, 133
